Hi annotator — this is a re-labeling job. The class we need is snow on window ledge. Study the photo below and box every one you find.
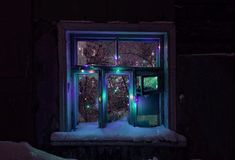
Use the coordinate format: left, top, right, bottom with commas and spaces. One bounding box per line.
51, 119, 186, 147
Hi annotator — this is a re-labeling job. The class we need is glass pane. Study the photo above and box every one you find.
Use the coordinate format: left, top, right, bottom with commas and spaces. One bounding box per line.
143, 76, 158, 92
118, 41, 160, 67
77, 41, 115, 66
136, 76, 141, 93
78, 73, 99, 122
107, 75, 129, 122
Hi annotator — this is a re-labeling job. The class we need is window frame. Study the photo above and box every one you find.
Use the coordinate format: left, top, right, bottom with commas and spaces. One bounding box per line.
74, 34, 162, 67
58, 22, 176, 131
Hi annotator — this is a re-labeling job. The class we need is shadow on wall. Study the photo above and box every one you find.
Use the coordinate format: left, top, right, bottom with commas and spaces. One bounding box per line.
34, 21, 59, 145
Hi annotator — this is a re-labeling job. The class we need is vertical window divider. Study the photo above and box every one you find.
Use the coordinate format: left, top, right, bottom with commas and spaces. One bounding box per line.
115, 37, 119, 65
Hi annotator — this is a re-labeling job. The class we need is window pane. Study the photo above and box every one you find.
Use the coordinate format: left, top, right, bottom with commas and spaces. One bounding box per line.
118, 41, 160, 67
143, 76, 158, 92
78, 73, 99, 122
107, 75, 129, 122
136, 76, 141, 93
77, 41, 115, 66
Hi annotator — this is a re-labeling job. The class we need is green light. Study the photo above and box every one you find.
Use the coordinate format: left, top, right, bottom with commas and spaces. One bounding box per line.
81, 69, 85, 73
86, 105, 90, 109
116, 69, 120, 73
144, 76, 158, 90
102, 90, 106, 100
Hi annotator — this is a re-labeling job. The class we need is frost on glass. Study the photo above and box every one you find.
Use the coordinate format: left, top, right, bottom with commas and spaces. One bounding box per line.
78, 74, 99, 122
107, 75, 129, 122
118, 41, 160, 67
143, 76, 158, 92
77, 41, 115, 66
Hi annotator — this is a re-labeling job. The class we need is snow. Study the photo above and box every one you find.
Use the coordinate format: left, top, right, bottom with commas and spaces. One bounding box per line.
0, 141, 77, 160
51, 117, 186, 146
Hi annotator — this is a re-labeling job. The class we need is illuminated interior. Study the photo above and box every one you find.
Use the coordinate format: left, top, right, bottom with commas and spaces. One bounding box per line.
77, 73, 99, 123
107, 74, 129, 122
50, 22, 187, 148
55, 27, 176, 133
70, 33, 164, 129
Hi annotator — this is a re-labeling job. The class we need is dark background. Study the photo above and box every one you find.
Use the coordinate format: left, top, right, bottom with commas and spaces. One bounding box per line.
0, 0, 234, 159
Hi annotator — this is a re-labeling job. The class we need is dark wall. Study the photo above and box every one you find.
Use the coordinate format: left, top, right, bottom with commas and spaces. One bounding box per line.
177, 55, 235, 159
175, 0, 235, 54
175, 0, 235, 159
33, 0, 174, 22
0, 0, 35, 143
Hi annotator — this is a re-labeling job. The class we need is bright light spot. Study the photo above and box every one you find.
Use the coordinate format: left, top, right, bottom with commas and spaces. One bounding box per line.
116, 69, 120, 73
152, 51, 155, 56
86, 105, 90, 109
89, 70, 95, 73
78, 47, 82, 51
130, 95, 134, 100
99, 97, 101, 102
114, 87, 119, 93
102, 91, 106, 100
81, 69, 85, 73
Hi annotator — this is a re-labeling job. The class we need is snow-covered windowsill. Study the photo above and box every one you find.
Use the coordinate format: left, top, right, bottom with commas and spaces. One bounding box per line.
51, 118, 186, 147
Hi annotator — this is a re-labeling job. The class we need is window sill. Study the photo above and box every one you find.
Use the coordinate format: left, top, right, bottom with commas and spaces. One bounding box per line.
51, 120, 186, 147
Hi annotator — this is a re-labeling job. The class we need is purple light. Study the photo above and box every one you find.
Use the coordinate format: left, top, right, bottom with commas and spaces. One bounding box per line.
114, 55, 118, 65
114, 55, 118, 60
135, 97, 138, 103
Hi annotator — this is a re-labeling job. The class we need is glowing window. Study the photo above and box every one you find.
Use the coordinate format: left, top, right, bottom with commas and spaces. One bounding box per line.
77, 40, 115, 66
143, 76, 158, 92
118, 41, 160, 67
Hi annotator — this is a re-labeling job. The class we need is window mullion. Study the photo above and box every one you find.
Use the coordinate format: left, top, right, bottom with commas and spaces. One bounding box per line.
115, 37, 119, 66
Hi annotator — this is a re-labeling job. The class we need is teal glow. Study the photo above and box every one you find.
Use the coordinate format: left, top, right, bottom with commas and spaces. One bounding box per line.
116, 69, 120, 73
102, 90, 106, 100
144, 76, 158, 90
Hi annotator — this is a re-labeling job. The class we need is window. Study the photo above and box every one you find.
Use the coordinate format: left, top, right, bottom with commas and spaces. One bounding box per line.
58, 22, 176, 132
76, 40, 116, 66
118, 40, 160, 67
75, 38, 160, 67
